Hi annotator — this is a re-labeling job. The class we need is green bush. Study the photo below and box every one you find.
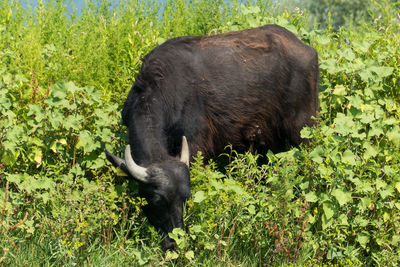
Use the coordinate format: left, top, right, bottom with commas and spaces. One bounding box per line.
0, 0, 399, 266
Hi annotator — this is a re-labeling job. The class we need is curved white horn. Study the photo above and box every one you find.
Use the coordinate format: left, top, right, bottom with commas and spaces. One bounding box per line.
124, 145, 149, 183
180, 136, 190, 167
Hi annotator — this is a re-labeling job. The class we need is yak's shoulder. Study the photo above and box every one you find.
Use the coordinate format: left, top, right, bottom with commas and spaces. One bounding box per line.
143, 36, 200, 61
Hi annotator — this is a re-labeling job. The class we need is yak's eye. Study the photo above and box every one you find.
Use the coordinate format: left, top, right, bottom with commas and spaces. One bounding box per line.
152, 194, 166, 206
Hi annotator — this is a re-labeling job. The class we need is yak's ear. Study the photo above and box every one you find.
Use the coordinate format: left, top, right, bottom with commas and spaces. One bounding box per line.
105, 150, 130, 176
105, 150, 124, 168
104, 150, 129, 177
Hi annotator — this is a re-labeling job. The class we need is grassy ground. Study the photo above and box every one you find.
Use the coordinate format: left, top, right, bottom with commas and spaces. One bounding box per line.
1, 0, 399, 266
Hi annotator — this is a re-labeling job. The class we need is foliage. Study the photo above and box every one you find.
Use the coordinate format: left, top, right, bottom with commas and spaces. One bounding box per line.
0, 0, 400, 266
296, 0, 400, 29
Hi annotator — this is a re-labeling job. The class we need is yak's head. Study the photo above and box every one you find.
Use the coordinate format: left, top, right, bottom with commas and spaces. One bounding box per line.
105, 137, 191, 251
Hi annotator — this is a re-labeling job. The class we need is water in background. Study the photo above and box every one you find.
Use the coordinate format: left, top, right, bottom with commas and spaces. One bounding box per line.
21, 0, 123, 16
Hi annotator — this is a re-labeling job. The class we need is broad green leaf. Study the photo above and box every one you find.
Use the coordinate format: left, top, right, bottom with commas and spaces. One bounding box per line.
326, 147, 340, 163
6, 124, 24, 141
1, 150, 17, 165
40, 192, 50, 203
185, 250, 194, 261
327, 246, 342, 260
383, 212, 390, 222
338, 48, 355, 61
374, 105, 385, 119
33, 148, 43, 168
323, 202, 335, 220
51, 84, 67, 99
84, 86, 102, 103
2, 72, 12, 84
370, 66, 394, 78
395, 182, 400, 193
0, 95, 12, 110
354, 179, 373, 193
356, 233, 369, 248
383, 166, 395, 176
369, 121, 384, 137
380, 188, 394, 200
210, 180, 223, 191
276, 148, 301, 160
363, 142, 378, 159
347, 95, 362, 109
309, 146, 324, 164
307, 214, 315, 224
392, 235, 400, 246
133, 250, 149, 265
300, 127, 313, 139
247, 204, 256, 215
224, 179, 244, 194
338, 214, 349, 225
21, 179, 35, 194
320, 58, 339, 74
59, 139, 67, 145
383, 118, 398, 125
375, 179, 387, 190
322, 202, 335, 230
305, 191, 318, 203
299, 181, 309, 190
357, 113, 375, 124
387, 126, 400, 146
352, 40, 370, 53
332, 85, 346, 96
33, 177, 52, 190
359, 69, 373, 82
332, 188, 352, 206
342, 150, 356, 165
76, 130, 99, 153
157, 37, 166, 45
316, 35, 330, 45
64, 115, 83, 130
48, 110, 64, 128
27, 104, 45, 122
190, 225, 203, 234
6, 173, 24, 184
193, 191, 206, 203
318, 164, 334, 178
333, 113, 355, 136
359, 197, 372, 211
50, 141, 57, 153
64, 81, 80, 93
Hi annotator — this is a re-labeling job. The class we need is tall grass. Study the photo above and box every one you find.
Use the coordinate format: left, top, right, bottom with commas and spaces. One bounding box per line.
1, 0, 262, 104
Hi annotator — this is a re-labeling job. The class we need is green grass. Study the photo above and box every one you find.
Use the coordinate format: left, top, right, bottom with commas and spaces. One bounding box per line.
1, 0, 400, 266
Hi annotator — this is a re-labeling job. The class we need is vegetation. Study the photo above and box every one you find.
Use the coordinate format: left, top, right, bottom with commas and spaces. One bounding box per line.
297, 0, 400, 29
1, 0, 399, 265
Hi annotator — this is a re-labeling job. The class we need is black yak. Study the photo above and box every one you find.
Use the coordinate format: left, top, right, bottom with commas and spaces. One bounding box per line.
106, 24, 319, 250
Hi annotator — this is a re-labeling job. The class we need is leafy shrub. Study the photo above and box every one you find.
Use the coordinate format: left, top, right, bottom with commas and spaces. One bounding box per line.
0, 0, 399, 266
0, 75, 133, 262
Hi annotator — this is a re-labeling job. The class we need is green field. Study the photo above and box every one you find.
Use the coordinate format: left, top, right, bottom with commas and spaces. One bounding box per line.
1, 0, 399, 265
